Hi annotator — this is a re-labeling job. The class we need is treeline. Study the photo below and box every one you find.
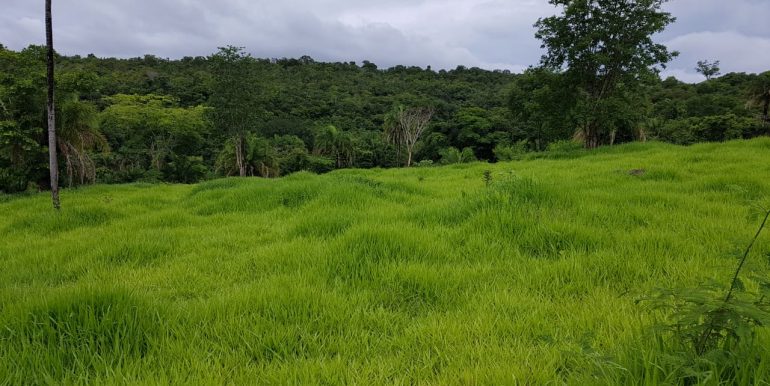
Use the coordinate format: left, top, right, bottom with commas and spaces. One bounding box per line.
1, 43, 768, 192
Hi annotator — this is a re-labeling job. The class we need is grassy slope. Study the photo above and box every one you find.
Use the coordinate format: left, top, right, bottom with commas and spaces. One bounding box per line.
2, 139, 770, 384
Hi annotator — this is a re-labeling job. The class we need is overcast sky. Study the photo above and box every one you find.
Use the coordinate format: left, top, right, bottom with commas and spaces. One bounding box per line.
1, 0, 768, 83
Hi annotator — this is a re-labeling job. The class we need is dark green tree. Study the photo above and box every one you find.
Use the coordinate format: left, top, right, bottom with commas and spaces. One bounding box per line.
535, 0, 677, 148
209, 46, 259, 176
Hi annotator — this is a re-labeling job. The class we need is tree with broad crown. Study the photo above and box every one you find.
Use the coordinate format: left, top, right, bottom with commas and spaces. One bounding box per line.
535, 0, 677, 148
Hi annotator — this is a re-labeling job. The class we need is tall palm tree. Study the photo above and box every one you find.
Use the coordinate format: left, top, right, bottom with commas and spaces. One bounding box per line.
45, 0, 60, 209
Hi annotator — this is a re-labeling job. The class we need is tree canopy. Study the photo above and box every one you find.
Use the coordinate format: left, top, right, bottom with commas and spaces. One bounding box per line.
535, 0, 677, 147
0, 37, 768, 193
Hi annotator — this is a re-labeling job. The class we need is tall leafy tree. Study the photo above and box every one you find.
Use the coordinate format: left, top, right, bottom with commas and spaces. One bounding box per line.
209, 46, 258, 176
45, 0, 60, 208
0, 47, 47, 193
535, 0, 677, 148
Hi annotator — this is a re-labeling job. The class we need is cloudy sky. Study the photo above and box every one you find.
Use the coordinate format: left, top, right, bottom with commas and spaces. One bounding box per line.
1, 0, 768, 82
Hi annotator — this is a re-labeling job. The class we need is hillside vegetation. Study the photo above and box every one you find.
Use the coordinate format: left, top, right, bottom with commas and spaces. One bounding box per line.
2, 139, 770, 384
2, 43, 769, 192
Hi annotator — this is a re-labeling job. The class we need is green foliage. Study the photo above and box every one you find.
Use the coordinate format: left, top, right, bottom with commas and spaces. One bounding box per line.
493, 140, 529, 161
439, 146, 477, 164
747, 71, 770, 124
640, 210, 770, 384
535, 0, 677, 147
164, 155, 208, 183
655, 114, 762, 145
0, 47, 48, 193
1, 43, 769, 190
98, 94, 211, 183
508, 68, 574, 150
546, 139, 584, 156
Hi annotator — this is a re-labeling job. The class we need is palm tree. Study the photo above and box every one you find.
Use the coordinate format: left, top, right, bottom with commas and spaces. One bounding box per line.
45, 0, 60, 209
57, 98, 109, 186
383, 108, 403, 162
313, 125, 355, 168
245, 135, 279, 177
215, 134, 279, 178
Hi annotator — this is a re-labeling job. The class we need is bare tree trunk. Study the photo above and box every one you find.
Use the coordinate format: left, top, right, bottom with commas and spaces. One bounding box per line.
235, 134, 246, 177
406, 149, 413, 167
584, 122, 600, 149
46, 0, 60, 210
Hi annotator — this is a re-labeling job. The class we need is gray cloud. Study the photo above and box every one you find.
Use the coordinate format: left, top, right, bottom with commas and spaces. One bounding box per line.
1, 0, 768, 82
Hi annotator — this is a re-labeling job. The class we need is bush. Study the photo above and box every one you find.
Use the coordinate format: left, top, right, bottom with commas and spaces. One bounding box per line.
439, 147, 477, 164
163, 155, 209, 183
655, 114, 762, 144
493, 140, 529, 161
546, 140, 584, 155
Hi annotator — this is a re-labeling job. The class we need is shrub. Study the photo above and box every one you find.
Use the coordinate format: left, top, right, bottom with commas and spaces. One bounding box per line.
439, 147, 477, 164
493, 140, 529, 161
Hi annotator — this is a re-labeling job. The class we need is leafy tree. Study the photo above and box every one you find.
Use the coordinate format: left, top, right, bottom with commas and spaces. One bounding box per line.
273, 134, 334, 174
696, 60, 721, 81
209, 46, 259, 176
0, 47, 47, 193
164, 155, 208, 183
98, 94, 210, 182
508, 68, 573, 150
535, 0, 677, 148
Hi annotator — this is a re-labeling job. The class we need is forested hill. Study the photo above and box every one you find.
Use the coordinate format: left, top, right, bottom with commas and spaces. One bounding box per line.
1, 44, 769, 193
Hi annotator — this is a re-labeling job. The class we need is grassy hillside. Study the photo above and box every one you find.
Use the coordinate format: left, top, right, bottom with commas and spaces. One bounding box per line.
2, 139, 770, 384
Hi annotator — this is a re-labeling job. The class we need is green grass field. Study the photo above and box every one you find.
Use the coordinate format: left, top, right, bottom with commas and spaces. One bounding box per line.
2, 139, 770, 385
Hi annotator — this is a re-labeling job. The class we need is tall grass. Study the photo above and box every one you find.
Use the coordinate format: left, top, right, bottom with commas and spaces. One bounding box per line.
2, 138, 770, 384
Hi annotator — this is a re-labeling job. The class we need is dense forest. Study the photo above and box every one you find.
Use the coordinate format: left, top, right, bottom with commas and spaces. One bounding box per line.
1, 42, 768, 193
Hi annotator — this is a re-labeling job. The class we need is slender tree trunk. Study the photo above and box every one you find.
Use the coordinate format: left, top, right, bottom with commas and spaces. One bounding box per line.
46, 0, 60, 210
406, 149, 413, 167
235, 134, 246, 177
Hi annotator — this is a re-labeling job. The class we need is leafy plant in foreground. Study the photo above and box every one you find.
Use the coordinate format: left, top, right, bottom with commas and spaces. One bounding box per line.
644, 208, 770, 382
